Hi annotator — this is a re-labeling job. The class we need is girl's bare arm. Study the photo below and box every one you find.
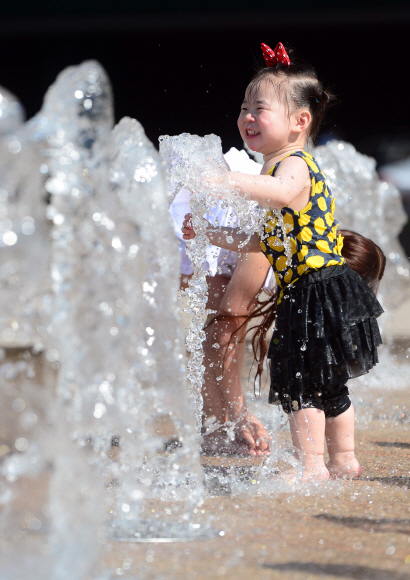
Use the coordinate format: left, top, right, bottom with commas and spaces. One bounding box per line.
228, 155, 310, 209
182, 214, 261, 253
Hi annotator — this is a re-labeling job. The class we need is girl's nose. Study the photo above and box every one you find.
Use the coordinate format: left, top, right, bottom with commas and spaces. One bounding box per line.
245, 112, 255, 122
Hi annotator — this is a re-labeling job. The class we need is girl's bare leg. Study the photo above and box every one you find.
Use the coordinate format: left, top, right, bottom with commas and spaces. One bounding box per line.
288, 408, 329, 481
203, 253, 271, 455
181, 273, 230, 430
201, 274, 231, 428
325, 404, 361, 479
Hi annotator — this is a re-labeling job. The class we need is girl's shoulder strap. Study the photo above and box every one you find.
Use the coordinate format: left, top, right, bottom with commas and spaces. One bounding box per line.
289, 150, 323, 179
289, 151, 332, 198
268, 150, 322, 180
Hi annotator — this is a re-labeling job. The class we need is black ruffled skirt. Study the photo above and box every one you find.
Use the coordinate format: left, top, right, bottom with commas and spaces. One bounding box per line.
268, 264, 384, 406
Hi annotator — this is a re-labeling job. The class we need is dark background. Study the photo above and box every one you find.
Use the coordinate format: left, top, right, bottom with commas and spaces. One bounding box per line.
2, 0, 410, 252
1, 0, 410, 165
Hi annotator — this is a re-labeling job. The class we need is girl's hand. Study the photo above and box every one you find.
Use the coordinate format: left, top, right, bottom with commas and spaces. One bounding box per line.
234, 410, 271, 456
182, 213, 196, 240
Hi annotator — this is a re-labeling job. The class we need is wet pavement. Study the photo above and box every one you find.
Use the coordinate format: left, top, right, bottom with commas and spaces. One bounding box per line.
2, 343, 410, 579
104, 343, 410, 580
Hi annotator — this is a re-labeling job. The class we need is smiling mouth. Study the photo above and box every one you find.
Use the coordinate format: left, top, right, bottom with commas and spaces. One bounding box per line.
246, 129, 260, 137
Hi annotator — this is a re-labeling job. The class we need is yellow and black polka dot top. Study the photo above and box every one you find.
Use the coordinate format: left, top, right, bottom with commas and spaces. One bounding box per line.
259, 150, 345, 303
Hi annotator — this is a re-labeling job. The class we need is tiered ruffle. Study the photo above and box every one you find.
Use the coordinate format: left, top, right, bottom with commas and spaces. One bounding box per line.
268, 265, 383, 405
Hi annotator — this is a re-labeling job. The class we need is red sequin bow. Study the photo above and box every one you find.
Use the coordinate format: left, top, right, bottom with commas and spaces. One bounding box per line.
261, 42, 290, 67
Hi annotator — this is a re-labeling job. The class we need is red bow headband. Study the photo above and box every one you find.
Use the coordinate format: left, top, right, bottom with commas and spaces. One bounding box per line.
261, 42, 290, 67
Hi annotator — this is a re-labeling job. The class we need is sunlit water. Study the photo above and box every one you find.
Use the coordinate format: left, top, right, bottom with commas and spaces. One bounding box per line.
1, 63, 206, 580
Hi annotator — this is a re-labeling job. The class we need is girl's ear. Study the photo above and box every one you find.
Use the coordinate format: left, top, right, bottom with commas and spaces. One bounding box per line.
294, 109, 311, 133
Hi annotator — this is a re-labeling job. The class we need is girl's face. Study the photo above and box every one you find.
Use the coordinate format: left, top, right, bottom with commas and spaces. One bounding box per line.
237, 80, 293, 154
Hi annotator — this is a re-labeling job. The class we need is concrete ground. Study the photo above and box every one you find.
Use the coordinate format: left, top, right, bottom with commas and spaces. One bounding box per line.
102, 338, 410, 580
1, 337, 409, 580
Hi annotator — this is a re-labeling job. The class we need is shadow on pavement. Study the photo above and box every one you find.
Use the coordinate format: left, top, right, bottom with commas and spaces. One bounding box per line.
314, 513, 410, 535
263, 562, 409, 579
363, 476, 410, 488
374, 441, 410, 449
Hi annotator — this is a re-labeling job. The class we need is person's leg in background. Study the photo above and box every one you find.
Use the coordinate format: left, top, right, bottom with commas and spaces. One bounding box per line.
202, 253, 271, 455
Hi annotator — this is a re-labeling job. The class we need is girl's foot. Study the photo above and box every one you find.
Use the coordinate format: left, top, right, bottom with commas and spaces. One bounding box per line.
278, 465, 329, 483
326, 460, 362, 480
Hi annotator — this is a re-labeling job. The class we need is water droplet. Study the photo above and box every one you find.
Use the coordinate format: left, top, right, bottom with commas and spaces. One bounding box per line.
2, 231, 17, 246
8, 140, 21, 154
352, 542, 362, 550
12, 398, 25, 412
15, 437, 28, 451
46, 348, 59, 362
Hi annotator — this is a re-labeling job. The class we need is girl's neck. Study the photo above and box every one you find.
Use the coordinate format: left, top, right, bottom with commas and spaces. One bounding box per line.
262, 141, 307, 173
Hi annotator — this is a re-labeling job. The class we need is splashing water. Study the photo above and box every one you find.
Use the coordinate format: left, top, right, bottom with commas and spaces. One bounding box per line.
1, 61, 208, 579
159, 134, 231, 432
41, 66, 204, 540
0, 354, 105, 580
0, 62, 111, 580
107, 119, 204, 540
159, 133, 268, 432
0, 88, 50, 347
0, 87, 25, 135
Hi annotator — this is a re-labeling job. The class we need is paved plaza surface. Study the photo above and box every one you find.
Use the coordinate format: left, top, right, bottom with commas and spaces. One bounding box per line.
104, 340, 410, 580
1, 339, 410, 580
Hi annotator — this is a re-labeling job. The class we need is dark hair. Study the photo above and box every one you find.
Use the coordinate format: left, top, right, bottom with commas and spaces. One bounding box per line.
338, 230, 386, 295
247, 47, 336, 139
209, 230, 386, 391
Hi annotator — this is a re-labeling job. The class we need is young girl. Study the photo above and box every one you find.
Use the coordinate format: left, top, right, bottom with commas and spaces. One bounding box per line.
182, 42, 385, 480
